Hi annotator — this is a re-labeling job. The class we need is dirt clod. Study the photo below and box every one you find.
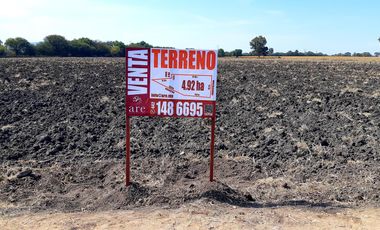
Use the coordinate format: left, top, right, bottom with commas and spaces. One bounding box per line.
0, 58, 379, 215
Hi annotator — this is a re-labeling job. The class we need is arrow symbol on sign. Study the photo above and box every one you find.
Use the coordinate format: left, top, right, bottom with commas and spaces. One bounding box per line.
152, 73, 213, 99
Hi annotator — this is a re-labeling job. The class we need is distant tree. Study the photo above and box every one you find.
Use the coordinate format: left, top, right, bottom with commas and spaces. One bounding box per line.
110, 45, 120, 56
272, 50, 327, 56
107, 40, 125, 57
268, 48, 274, 56
250, 36, 269, 56
344, 52, 352, 56
94, 41, 110, 56
4, 37, 35, 56
70, 38, 114, 56
362, 52, 372, 57
286, 50, 294, 56
231, 49, 243, 57
0, 39, 4, 56
70, 37, 97, 56
353, 52, 372, 57
35, 42, 53, 56
218, 48, 225, 57
0, 44, 5, 57
37, 35, 70, 56
128, 41, 153, 48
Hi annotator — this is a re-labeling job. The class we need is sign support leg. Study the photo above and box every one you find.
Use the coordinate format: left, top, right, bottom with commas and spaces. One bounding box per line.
126, 116, 131, 186
210, 114, 216, 182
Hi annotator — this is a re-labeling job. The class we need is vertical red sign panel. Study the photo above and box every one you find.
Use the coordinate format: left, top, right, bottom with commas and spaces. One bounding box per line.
126, 48, 217, 186
126, 48, 151, 117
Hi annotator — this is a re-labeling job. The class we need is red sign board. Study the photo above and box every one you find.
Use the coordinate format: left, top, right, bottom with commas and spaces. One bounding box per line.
126, 48, 217, 118
125, 48, 218, 186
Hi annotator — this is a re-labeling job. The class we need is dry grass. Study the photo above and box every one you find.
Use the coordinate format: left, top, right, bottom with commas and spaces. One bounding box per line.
0, 125, 15, 131
1, 204, 379, 230
100, 95, 110, 103
267, 111, 283, 118
340, 86, 363, 94
295, 141, 309, 151
221, 56, 380, 63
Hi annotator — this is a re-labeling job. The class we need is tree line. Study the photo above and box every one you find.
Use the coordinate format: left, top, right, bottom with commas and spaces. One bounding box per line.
1, 35, 379, 58
218, 36, 380, 57
0, 35, 152, 57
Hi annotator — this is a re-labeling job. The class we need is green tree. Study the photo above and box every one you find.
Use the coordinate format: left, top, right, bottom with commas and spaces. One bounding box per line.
344, 52, 352, 56
107, 40, 125, 56
94, 41, 111, 56
5, 37, 35, 56
70, 37, 97, 56
35, 42, 53, 56
110, 45, 120, 56
70, 38, 113, 56
0, 44, 5, 57
353, 52, 372, 57
268, 48, 274, 56
250, 36, 269, 56
231, 49, 242, 57
37, 35, 70, 56
0, 39, 4, 56
218, 48, 225, 57
362, 52, 372, 57
128, 41, 153, 48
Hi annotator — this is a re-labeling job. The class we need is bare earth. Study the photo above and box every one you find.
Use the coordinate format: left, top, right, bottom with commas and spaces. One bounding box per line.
1, 58, 379, 229
1, 201, 379, 230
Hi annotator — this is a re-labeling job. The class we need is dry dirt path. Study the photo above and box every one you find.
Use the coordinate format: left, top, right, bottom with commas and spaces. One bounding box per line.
1, 201, 379, 230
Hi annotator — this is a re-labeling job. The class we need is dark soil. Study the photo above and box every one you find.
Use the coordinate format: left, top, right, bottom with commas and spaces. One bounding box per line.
0, 58, 379, 214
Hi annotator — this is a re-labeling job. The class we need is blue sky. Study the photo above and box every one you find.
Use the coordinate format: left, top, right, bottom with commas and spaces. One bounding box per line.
0, 0, 379, 54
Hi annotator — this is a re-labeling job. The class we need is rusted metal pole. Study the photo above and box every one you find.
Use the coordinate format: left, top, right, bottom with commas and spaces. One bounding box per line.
126, 116, 131, 186
210, 108, 216, 182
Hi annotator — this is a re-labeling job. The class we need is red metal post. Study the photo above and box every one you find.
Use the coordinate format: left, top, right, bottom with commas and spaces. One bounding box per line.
210, 106, 216, 182
126, 116, 131, 186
